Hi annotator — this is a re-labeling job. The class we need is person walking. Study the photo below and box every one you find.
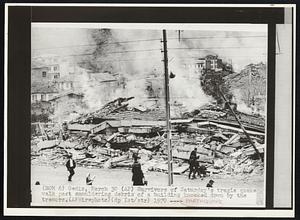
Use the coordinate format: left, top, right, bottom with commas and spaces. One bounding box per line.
131, 155, 144, 186
190, 147, 197, 158
66, 154, 76, 182
188, 148, 197, 179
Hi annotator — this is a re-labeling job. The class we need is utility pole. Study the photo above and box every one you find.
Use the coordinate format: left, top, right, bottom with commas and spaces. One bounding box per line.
248, 67, 252, 107
162, 29, 174, 186
218, 87, 263, 161
177, 30, 183, 42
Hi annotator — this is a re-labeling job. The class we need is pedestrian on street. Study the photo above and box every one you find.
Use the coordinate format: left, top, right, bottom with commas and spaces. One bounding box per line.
188, 148, 197, 179
132, 154, 144, 186
190, 147, 197, 158
66, 154, 76, 182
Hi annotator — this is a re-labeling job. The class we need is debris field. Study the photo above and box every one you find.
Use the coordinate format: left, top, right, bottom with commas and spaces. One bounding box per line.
31, 97, 265, 178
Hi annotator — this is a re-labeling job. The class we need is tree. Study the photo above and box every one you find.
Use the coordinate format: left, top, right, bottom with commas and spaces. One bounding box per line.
200, 69, 232, 104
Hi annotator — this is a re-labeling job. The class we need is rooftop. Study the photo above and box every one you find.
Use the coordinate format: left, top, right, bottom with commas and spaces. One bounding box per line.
31, 83, 59, 94
49, 91, 84, 101
53, 75, 77, 83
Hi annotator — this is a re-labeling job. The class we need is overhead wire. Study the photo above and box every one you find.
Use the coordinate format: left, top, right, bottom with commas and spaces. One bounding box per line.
168, 46, 266, 50
32, 34, 266, 61
167, 35, 267, 40
32, 34, 267, 108
32, 38, 162, 51
32, 35, 267, 86
32, 49, 162, 59
32, 46, 265, 59
32, 35, 267, 51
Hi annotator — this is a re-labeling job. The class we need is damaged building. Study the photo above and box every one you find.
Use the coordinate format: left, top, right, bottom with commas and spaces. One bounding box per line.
31, 95, 265, 178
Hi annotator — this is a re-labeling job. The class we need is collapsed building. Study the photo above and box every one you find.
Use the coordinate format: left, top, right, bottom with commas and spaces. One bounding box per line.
31, 95, 265, 178
31, 48, 266, 179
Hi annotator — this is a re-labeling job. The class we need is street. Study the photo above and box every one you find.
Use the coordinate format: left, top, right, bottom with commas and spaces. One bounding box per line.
31, 164, 264, 205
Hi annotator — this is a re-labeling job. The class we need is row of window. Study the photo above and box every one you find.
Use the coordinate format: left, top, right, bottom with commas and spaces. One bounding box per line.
32, 94, 46, 101
184, 62, 219, 69
57, 82, 73, 89
42, 71, 60, 79
31, 94, 55, 102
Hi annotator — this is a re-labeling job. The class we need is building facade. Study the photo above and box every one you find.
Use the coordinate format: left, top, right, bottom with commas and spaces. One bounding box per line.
197, 55, 223, 72
31, 84, 59, 103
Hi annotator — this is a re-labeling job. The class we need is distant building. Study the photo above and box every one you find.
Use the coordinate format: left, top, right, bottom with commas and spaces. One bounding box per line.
49, 91, 85, 106
47, 64, 60, 77
31, 55, 81, 84
31, 83, 59, 103
195, 59, 206, 71
181, 55, 223, 77
31, 60, 60, 83
49, 91, 87, 122
53, 75, 75, 91
181, 60, 202, 76
197, 55, 223, 72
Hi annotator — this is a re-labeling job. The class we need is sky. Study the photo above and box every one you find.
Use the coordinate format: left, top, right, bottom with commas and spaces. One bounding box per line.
32, 23, 267, 72
31, 23, 268, 112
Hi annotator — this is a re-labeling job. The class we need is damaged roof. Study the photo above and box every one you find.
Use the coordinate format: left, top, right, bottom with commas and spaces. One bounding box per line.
49, 91, 84, 101
31, 83, 59, 94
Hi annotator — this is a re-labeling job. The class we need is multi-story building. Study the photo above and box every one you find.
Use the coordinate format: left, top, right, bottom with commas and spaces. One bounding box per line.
197, 55, 223, 72
31, 83, 59, 103
53, 75, 75, 91
31, 55, 80, 82
31, 60, 60, 83
181, 55, 223, 77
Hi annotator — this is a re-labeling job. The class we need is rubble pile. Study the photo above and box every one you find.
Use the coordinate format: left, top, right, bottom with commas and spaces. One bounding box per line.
31, 98, 265, 178
184, 103, 265, 129
73, 97, 135, 124
73, 97, 166, 124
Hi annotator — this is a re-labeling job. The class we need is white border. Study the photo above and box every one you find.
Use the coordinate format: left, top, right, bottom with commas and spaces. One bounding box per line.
4, 3, 296, 8
3, 208, 295, 217
4, 3, 296, 218
292, 4, 296, 211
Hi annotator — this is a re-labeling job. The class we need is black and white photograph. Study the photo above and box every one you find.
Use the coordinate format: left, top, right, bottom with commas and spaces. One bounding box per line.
30, 23, 267, 207
4, 3, 295, 217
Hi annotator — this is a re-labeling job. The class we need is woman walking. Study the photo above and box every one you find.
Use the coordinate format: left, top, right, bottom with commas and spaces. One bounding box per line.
131, 154, 144, 186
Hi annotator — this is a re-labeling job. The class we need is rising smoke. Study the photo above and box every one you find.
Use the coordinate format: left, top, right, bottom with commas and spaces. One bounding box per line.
76, 29, 215, 112
33, 27, 267, 118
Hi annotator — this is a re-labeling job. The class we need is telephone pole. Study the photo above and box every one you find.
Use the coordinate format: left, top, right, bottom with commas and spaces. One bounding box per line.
218, 87, 263, 161
177, 30, 183, 42
162, 29, 173, 186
